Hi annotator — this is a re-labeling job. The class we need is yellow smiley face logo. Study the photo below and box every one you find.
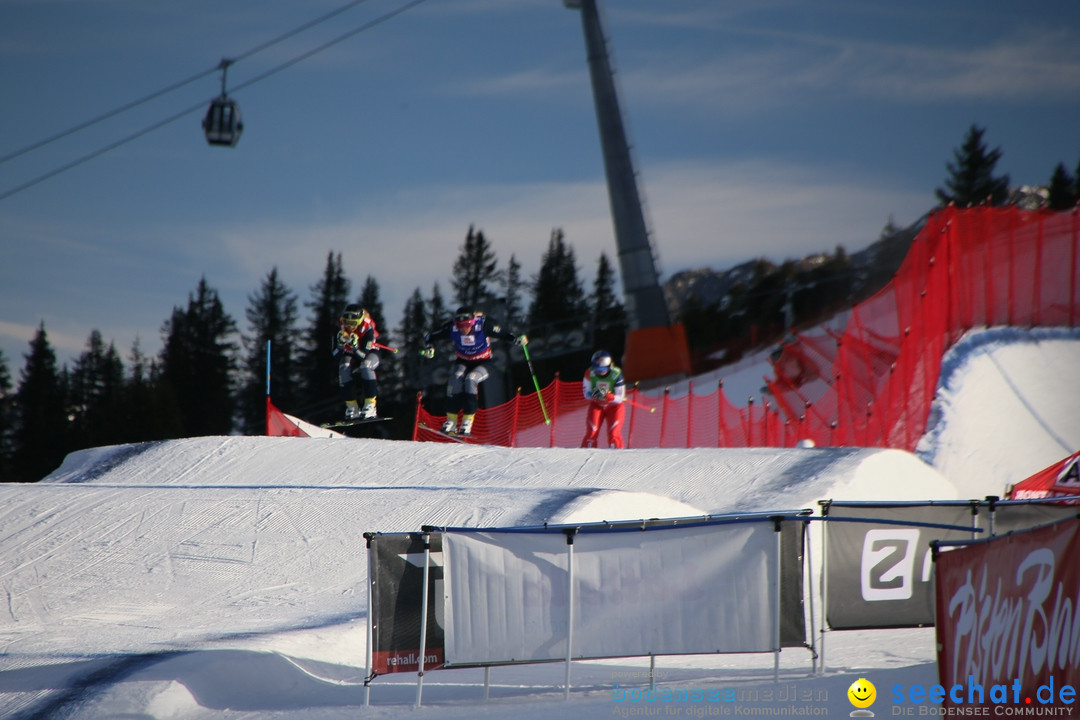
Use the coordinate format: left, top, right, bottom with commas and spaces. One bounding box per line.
847, 678, 876, 709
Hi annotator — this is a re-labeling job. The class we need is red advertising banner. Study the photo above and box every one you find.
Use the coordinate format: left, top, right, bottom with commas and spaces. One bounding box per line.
935, 517, 1080, 709
1008, 450, 1080, 503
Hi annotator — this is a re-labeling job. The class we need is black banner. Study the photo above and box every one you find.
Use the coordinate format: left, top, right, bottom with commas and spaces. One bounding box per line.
780, 520, 807, 648
368, 532, 445, 674
823, 501, 1079, 631
824, 504, 974, 630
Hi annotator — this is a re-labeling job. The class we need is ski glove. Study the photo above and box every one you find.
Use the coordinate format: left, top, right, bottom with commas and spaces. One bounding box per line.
338, 331, 360, 352
515, 334, 528, 346
420, 346, 435, 359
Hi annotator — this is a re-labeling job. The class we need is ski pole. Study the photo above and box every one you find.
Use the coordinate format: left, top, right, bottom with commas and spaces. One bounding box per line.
373, 342, 399, 354
520, 341, 550, 425
624, 397, 656, 413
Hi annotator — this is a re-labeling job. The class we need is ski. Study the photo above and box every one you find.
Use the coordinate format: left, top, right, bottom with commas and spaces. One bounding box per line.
321, 417, 393, 429
418, 422, 476, 444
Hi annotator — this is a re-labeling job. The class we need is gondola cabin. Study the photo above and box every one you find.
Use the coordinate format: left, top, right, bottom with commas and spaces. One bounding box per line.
203, 96, 243, 147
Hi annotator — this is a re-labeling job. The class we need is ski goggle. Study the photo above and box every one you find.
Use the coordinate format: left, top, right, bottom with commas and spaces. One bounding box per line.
593, 357, 612, 374
343, 311, 365, 321
454, 313, 472, 322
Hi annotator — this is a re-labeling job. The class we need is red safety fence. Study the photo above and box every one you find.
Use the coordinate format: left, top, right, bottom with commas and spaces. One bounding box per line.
415, 206, 1080, 449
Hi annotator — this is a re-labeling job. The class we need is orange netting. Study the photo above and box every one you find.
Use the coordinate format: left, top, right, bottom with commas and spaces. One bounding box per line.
414, 206, 1080, 449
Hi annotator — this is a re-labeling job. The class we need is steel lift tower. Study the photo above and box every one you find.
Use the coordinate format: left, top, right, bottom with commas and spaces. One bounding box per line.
564, 0, 690, 381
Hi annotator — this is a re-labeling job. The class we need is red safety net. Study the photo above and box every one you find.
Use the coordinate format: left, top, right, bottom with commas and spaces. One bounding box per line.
414, 206, 1080, 449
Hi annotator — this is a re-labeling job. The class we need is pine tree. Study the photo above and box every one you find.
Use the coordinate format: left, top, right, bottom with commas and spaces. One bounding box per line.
357, 276, 386, 336
123, 337, 179, 441
12, 325, 69, 481
503, 255, 524, 326
590, 252, 625, 328
397, 288, 430, 392
1047, 162, 1078, 211
0, 351, 9, 400
451, 226, 501, 312
935, 124, 1010, 207
527, 228, 588, 329
356, 275, 395, 405
0, 350, 13, 481
427, 283, 448, 331
159, 277, 238, 436
879, 216, 900, 241
300, 252, 350, 404
420, 283, 451, 405
69, 330, 126, 449
239, 268, 302, 434
590, 252, 627, 356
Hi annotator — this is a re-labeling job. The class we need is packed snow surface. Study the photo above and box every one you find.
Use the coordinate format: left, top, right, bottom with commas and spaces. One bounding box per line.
0, 327, 1077, 719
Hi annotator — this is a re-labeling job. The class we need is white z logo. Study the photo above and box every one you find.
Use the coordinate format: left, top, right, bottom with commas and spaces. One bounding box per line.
860, 529, 920, 601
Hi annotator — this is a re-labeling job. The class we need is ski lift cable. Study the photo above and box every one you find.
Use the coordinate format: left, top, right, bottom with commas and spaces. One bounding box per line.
0, 0, 378, 168
0, 68, 217, 166
228, 0, 428, 96
0, 0, 429, 202
0, 101, 208, 203
229, 0, 378, 66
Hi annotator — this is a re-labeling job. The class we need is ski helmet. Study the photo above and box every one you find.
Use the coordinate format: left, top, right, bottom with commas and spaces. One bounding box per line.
454, 306, 475, 333
341, 304, 366, 329
591, 350, 613, 376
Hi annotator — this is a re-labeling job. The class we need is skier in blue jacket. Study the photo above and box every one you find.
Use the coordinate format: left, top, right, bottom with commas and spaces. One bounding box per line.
422, 306, 527, 436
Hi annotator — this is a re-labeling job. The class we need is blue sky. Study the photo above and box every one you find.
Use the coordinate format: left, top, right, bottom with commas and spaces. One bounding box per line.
1, 0, 1079, 372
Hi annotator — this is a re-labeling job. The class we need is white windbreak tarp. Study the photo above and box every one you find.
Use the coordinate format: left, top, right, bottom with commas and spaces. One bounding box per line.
443, 522, 778, 665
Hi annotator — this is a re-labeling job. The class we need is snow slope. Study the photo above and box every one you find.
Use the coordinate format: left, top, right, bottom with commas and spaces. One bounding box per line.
0, 328, 1077, 719
916, 327, 1080, 495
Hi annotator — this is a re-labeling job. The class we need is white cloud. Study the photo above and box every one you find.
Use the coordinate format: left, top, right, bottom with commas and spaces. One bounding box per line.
640, 160, 931, 272
0, 318, 88, 361
610, 23, 1080, 114
215, 179, 614, 319
213, 158, 931, 329
448, 67, 584, 97
843, 30, 1080, 103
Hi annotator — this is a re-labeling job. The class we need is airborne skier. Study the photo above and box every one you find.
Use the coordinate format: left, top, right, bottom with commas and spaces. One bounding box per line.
422, 306, 527, 436
334, 304, 380, 420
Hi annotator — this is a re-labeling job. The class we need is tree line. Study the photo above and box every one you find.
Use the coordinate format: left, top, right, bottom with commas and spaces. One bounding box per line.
1, 124, 1077, 481
0, 226, 626, 481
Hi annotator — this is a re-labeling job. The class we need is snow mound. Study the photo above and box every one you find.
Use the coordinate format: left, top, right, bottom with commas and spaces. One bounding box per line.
550, 490, 707, 524
917, 327, 1080, 495
44, 436, 957, 515
0, 436, 955, 659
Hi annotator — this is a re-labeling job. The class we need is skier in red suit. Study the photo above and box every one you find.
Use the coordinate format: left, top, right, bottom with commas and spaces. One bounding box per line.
581, 350, 626, 449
